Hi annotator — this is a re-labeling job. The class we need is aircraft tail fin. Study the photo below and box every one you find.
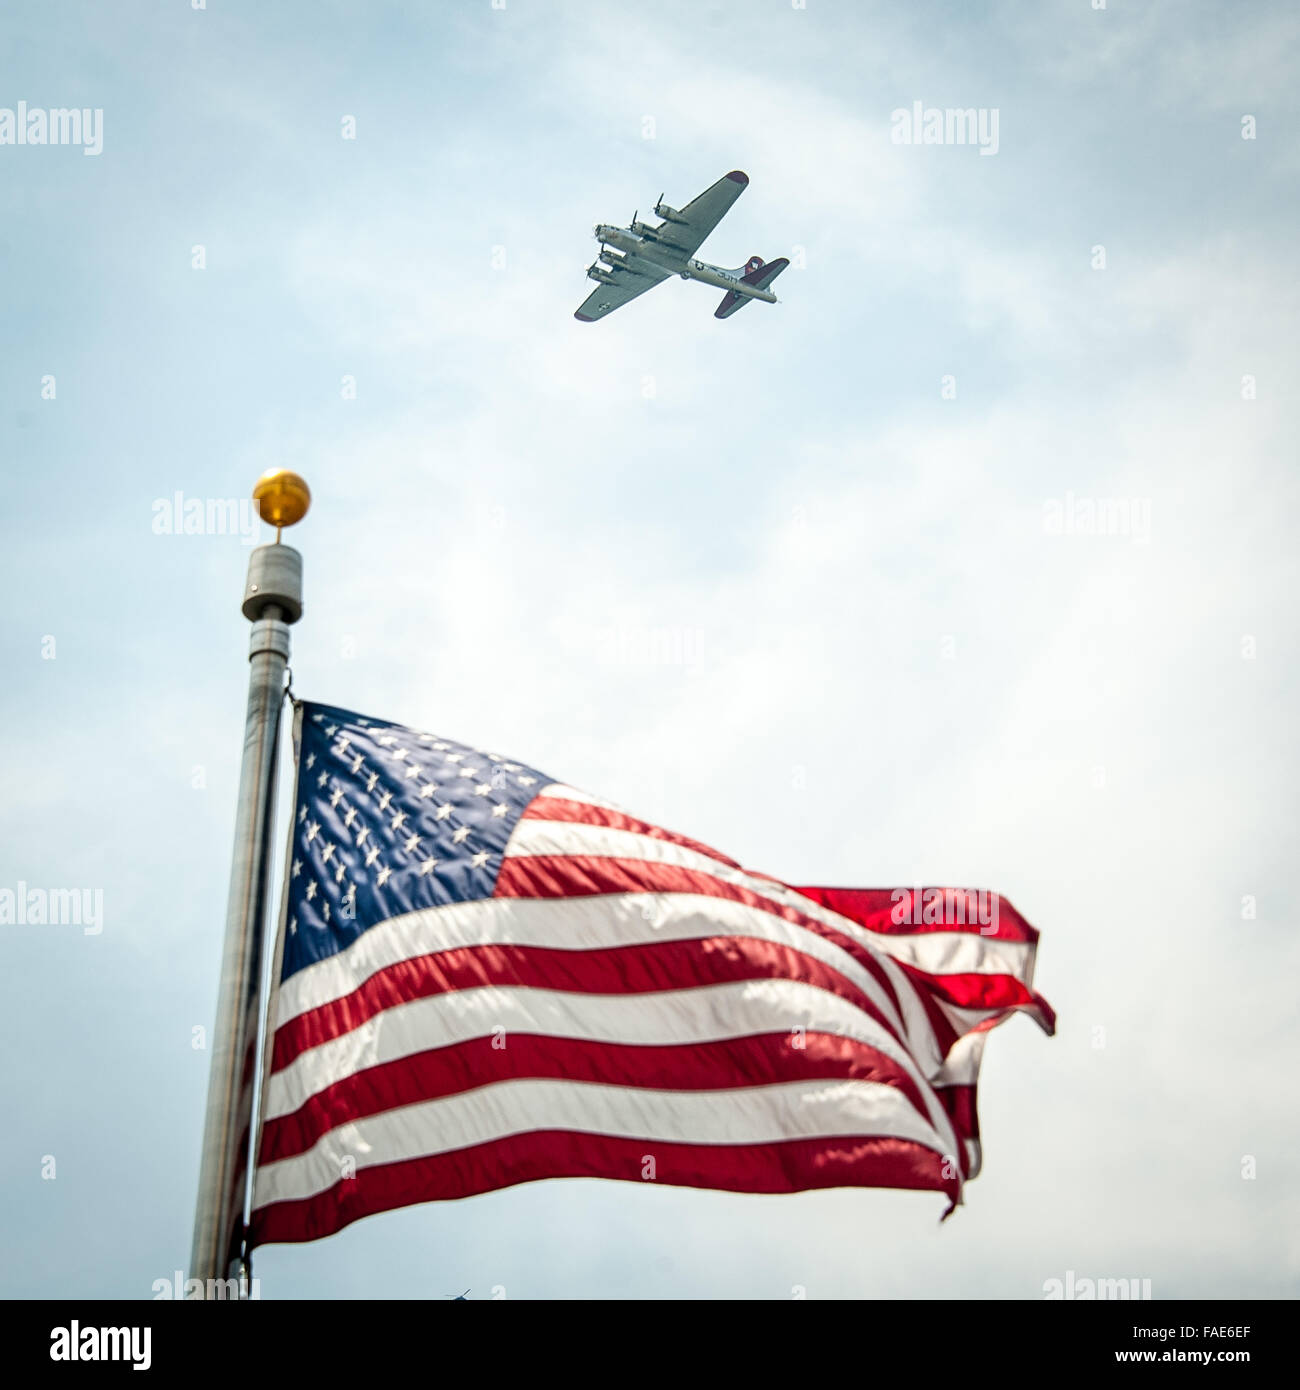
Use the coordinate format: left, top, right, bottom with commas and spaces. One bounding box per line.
714, 255, 791, 319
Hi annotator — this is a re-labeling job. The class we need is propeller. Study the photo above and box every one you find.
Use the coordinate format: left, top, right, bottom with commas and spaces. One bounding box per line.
632, 211, 637, 227
655, 192, 664, 215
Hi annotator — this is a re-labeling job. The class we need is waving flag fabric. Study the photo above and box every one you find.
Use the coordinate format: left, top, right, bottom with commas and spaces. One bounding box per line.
249, 702, 1054, 1246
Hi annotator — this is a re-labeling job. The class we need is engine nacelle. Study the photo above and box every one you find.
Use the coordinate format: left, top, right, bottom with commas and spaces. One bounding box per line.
630, 220, 659, 238
587, 265, 618, 286
654, 202, 687, 224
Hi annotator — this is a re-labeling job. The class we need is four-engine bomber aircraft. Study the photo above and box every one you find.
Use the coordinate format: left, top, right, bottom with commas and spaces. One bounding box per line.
575, 170, 789, 322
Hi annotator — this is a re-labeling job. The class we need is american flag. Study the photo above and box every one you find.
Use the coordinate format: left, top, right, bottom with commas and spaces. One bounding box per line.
249, 701, 1054, 1246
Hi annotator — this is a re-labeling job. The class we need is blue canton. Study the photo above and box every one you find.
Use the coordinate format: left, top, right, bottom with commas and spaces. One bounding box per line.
281, 701, 553, 981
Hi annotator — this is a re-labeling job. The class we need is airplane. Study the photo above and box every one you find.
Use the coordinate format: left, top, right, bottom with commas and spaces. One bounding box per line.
574, 170, 789, 323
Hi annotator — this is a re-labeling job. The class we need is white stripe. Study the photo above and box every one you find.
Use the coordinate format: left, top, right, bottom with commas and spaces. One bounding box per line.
935, 1030, 987, 1089
253, 1075, 949, 1209
263, 973, 960, 1164
937, 999, 1042, 1041
505, 817, 1035, 982
534, 783, 623, 811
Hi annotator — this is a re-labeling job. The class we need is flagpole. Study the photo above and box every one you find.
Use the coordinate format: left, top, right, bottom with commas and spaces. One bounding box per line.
189, 470, 310, 1295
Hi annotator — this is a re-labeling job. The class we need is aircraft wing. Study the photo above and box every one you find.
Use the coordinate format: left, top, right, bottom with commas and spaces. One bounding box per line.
652, 170, 750, 257
573, 260, 670, 321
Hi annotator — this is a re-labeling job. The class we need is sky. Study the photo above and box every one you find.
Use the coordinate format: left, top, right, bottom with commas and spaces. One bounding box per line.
1, 0, 1297, 1299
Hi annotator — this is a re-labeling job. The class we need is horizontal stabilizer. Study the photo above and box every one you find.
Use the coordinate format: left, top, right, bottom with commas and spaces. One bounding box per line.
714, 255, 790, 319
742, 255, 790, 291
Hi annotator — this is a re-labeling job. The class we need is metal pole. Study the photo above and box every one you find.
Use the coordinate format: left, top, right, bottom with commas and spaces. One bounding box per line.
190, 540, 304, 1293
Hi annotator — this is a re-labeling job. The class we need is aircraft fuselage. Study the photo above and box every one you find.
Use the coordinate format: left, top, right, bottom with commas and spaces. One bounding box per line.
593, 224, 779, 304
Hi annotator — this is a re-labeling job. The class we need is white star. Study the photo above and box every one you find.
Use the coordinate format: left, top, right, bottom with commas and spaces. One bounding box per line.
470, 851, 490, 869
417, 733, 434, 743
334, 861, 347, 883
420, 783, 437, 798
418, 857, 439, 876
325, 724, 338, 736
291, 858, 302, 877
435, 805, 453, 821
391, 810, 407, 832
306, 752, 316, 769
475, 783, 493, 796
364, 846, 381, 868
377, 735, 396, 747
351, 754, 364, 774
321, 842, 336, 863
458, 767, 478, 779
445, 753, 464, 763
491, 804, 509, 818
288, 916, 297, 935
377, 790, 394, 812
343, 806, 358, 828
366, 772, 379, 793
404, 764, 422, 780
317, 770, 329, 788
376, 865, 392, 887
298, 804, 307, 823
404, 833, 421, 853
355, 825, 371, 846
452, 826, 471, 845
503, 763, 520, 772
391, 747, 408, 762
305, 880, 318, 900
517, 775, 536, 786
432, 742, 450, 751
329, 788, 344, 808
305, 821, 320, 843
322, 901, 331, 922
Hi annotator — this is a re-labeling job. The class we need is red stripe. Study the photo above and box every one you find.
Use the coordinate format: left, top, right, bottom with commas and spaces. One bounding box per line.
900, 964, 1045, 1016
260, 1031, 946, 1166
523, 796, 742, 870
937, 1082, 979, 1143
270, 933, 913, 1076
250, 1131, 958, 1247
796, 885, 1039, 944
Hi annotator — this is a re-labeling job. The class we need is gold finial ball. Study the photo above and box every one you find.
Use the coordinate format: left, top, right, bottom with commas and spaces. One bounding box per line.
252, 469, 311, 529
